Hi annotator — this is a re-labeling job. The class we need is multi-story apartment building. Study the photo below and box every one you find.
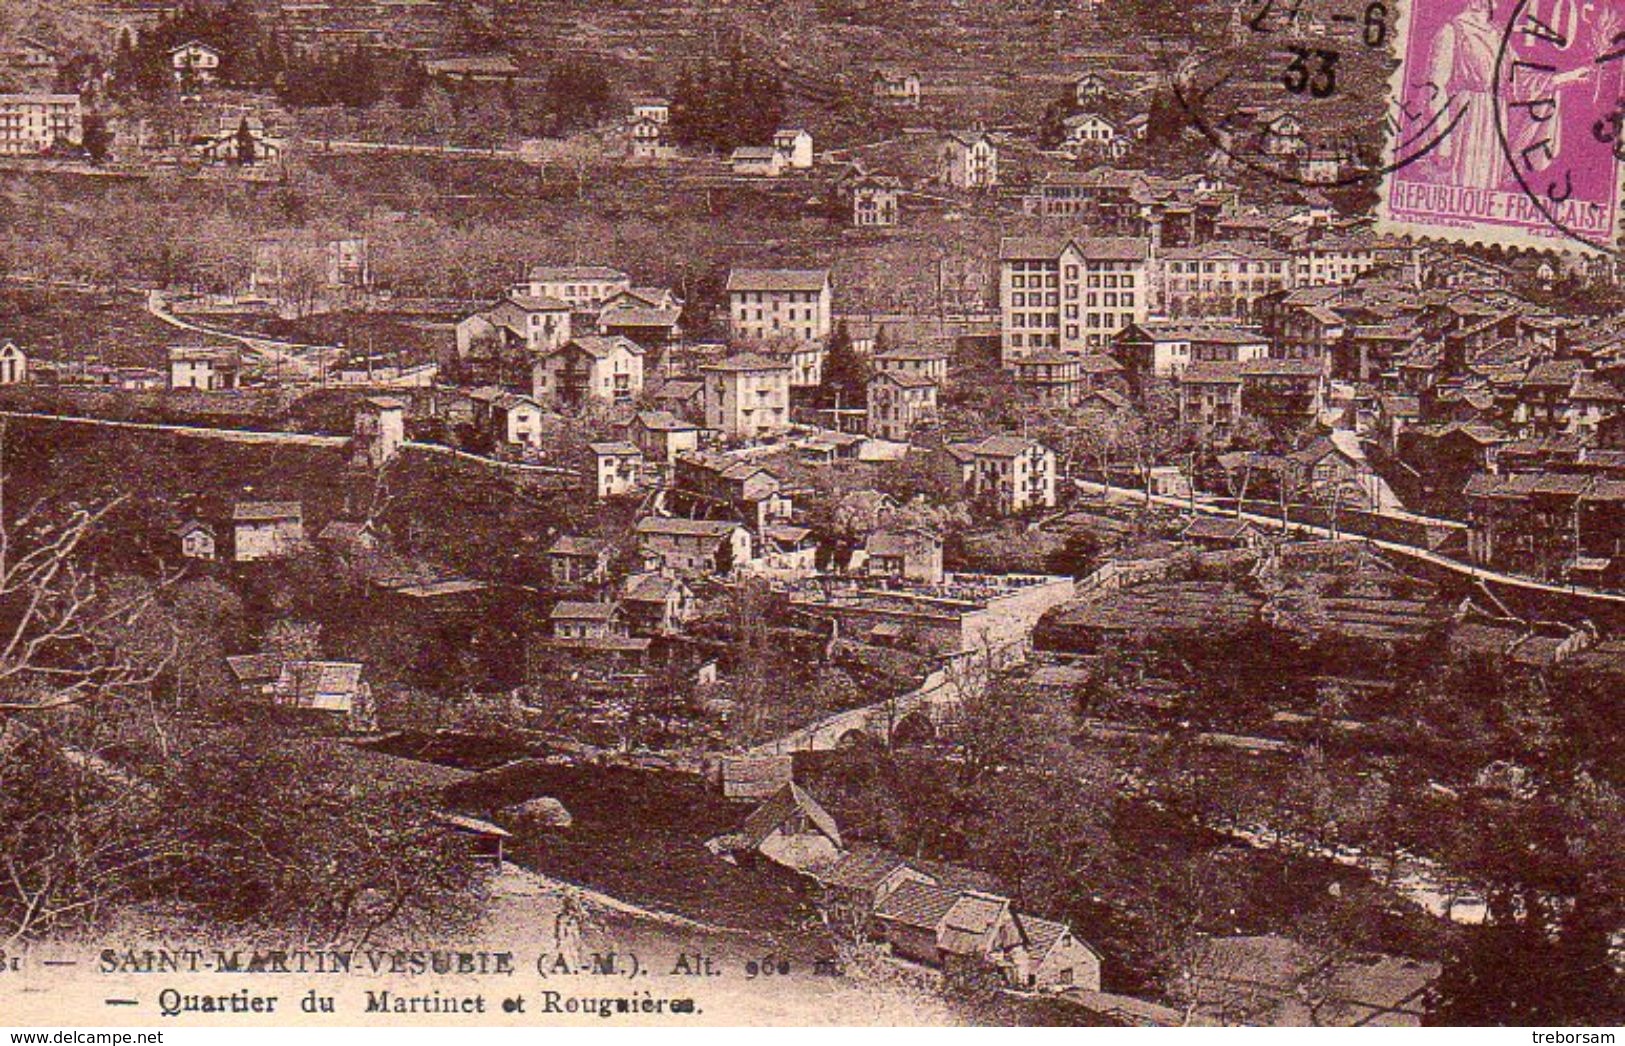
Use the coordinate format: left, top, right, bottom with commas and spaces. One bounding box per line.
0, 93, 81, 156
867, 371, 939, 441
967, 436, 1057, 515
1114, 321, 1272, 382
940, 131, 998, 189
850, 175, 901, 227
1293, 232, 1384, 285
1177, 362, 1245, 442
726, 269, 832, 345
701, 352, 793, 441
519, 266, 632, 311
456, 292, 573, 359
1157, 241, 1294, 320
999, 235, 1150, 359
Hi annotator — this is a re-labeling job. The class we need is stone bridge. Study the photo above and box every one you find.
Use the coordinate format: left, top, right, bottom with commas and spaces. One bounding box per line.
746, 662, 972, 755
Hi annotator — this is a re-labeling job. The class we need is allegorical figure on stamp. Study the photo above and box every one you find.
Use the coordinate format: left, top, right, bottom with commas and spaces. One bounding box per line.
1419, 0, 1612, 190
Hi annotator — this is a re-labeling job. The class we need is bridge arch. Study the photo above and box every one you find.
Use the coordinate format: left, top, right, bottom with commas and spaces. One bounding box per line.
890, 709, 937, 747
835, 727, 878, 750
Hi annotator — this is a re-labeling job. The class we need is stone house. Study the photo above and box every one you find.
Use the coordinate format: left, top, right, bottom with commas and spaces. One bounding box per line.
863, 528, 944, 585
534, 336, 645, 408
635, 517, 752, 576
587, 441, 644, 499
232, 502, 304, 562
545, 535, 614, 585
866, 371, 938, 441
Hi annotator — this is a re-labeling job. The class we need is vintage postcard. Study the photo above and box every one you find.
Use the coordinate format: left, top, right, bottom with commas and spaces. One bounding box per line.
0, 0, 1621, 1034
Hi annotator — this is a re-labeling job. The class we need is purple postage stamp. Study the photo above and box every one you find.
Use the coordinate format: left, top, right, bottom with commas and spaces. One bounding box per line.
1379, 0, 1625, 253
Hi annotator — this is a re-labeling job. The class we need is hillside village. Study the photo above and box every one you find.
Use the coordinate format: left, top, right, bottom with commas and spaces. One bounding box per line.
0, 0, 1622, 1030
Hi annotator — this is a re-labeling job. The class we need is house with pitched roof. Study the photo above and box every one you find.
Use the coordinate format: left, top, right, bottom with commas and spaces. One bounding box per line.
966, 436, 1057, 514
866, 370, 939, 440
635, 517, 752, 575
629, 410, 704, 466
872, 345, 950, 384
534, 336, 645, 408
999, 235, 1150, 358
587, 441, 643, 498
863, 527, 944, 585
872, 68, 922, 106
773, 128, 814, 169
546, 535, 614, 585
456, 292, 573, 360
0, 342, 27, 385
700, 353, 793, 440
620, 572, 695, 634
177, 519, 217, 561
1011, 913, 1104, 991
468, 387, 547, 447
940, 131, 998, 189
550, 601, 626, 641
730, 145, 786, 177
671, 450, 794, 530
729, 782, 842, 872
168, 345, 241, 391
519, 266, 631, 311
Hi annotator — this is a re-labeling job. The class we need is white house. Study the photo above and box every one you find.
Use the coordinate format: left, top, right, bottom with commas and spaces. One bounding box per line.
520, 266, 630, 311
940, 131, 998, 189
169, 40, 221, 85
0, 94, 81, 156
729, 146, 785, 177
168, 345, 240, 391
469, 388, 547, 447
534, 336, 645, 408
967, 435, 1057, 515
456, 293, 573, 358
700, 353, 792, 441
773, 128, 814, 169
867, 371, 938, 442
1062, 113, 1125, 157
630, 97, 670, 124
588, 441, 644, 499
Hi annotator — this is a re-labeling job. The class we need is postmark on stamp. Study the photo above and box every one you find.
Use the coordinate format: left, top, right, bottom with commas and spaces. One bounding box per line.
1377, 0, 1625, 254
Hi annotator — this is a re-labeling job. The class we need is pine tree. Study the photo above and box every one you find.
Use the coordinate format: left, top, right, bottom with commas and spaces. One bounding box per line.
235, 116, 256, 165
820, 320, 868, 410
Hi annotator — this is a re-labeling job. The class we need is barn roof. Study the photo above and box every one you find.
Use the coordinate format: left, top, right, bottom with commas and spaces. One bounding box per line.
737, 782, 841, 850
873, 878, 961, 930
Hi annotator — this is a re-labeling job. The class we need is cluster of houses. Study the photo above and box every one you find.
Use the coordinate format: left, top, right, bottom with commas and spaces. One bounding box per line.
716, 782, 1103, 993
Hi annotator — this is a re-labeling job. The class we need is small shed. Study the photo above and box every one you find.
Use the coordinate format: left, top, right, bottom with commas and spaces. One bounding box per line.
436, 812, 511, 865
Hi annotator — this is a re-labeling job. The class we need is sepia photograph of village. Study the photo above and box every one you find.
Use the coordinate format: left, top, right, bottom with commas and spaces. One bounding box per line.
0, 0, 1621, 1030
